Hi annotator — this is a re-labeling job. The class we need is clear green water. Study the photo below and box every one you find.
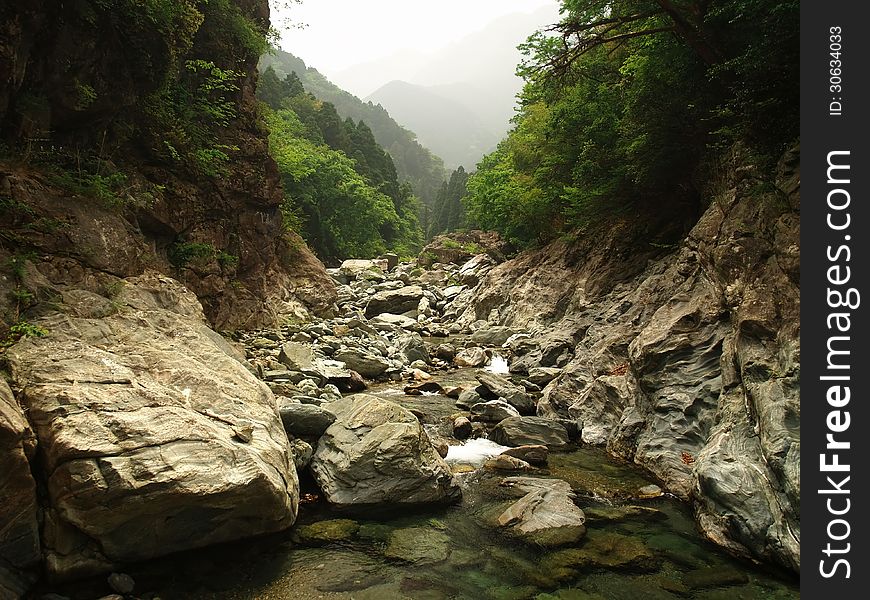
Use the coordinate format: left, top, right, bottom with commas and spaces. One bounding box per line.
42, 368, 800, 600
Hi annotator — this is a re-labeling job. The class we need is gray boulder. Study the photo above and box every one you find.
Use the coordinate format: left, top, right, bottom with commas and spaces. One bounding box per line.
453, 347, 488, 367
471, 400, 521, 422
364, 285, 424, 317
396, 333, 429, 364
471, 326, 517, 346
278, 342, 315, 371
334, 348, 391, 379
279, 404, 336, 437
310, 395, 461, 507
489, 417, 570, 448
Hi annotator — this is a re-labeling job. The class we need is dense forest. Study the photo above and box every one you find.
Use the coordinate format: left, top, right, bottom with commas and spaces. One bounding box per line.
260, 49, 447, 208
463, 0, 799, 247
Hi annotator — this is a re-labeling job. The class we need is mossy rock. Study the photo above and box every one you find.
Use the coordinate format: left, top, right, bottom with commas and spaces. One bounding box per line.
384, 527, 451, 564
292, 518, 360, 545
540, 532, 659, 581
682, 565, 749, 590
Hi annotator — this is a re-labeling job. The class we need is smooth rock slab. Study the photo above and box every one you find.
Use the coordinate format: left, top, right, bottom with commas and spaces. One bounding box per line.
279, 403, 336, 437
5, 273, 299, 580
310, 395, 461, 508
497, 478, 586, 547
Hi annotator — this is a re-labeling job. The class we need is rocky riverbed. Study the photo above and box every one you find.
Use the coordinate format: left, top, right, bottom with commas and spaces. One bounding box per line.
25, 255, 799, 600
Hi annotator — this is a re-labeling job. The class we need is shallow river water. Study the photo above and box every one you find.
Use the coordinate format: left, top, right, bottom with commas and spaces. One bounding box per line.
45, 364, 800, 600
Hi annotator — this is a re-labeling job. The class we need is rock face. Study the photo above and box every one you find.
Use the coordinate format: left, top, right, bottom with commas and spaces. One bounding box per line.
454, 145, 801, 571
4, 273, 299, 581
310, 395, 461, 508
0, 381, 41, 597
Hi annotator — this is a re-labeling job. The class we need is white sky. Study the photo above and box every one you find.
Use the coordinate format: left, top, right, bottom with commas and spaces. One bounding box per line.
272, 0, 560, 72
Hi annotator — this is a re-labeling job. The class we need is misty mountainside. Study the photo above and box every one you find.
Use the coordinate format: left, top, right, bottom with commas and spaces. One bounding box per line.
366, 80, 500, 170
259, 49, 447, 206
335, 6, 559, 169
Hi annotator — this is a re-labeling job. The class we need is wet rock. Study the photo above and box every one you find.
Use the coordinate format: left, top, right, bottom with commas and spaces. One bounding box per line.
497, 478, 586, 547
453, 417, 473, 440
454, 347, 489, 367
456, 389, 482, 410
107, 572, 135, 594
384, 527, 451, 564
541, 532, 658, 579
471, 400, 521, 422
364, 285, 424, 317
484, 454, 532, 471
334, 348, 391, 379
584, 505, 666, 523
489, 417, 569, 448
444, 386, 463, 398
638, 484, 663, 498
501, 444, 548, 466
476, 372, 535, 414
310, 395, 461, 507
289, 439, 314, 470
682, 566, 749, 589
404, 381, 444, 395
279, 403, 336, 437
293, 519, 360, 545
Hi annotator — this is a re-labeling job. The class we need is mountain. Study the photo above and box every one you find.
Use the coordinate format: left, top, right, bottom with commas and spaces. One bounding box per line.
366, 81, 500, 170
350, 6, 559, 171
259, 50, 447, 206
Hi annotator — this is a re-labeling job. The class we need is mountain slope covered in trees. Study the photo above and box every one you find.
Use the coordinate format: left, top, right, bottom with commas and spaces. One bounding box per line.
260, 49, 447, 207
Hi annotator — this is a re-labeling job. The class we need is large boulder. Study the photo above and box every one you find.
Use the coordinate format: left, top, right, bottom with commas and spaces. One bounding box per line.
364, 285, 424, 318
310, 395, 461, 508
396, 333, 429, 365
497, 478, 586, 547
5, 273, 299, 581
278, 342, 315, 371
333, 348, 391, 379
476, 371, 535, 414
489, 417, 570, 448
0, 381, 41, 597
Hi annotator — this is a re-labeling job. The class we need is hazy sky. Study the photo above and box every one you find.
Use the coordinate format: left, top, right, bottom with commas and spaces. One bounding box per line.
273, 0, 560, 73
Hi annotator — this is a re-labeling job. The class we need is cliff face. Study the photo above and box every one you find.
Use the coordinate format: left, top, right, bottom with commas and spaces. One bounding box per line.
0, 0, 336, 331
452, 145, 801, 571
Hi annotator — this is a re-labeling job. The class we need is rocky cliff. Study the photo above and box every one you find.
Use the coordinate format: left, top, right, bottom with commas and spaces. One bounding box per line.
451, 145, 801, 571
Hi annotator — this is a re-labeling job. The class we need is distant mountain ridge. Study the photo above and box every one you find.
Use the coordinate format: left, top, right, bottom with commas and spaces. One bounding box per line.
259, 49, 447, 206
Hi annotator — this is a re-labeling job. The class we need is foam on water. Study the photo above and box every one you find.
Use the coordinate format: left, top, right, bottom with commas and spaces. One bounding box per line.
484, 353, 509, 374
444, 438, 511, 467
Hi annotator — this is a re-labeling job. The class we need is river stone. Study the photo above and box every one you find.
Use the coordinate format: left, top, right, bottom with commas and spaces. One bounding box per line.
454, 347, 488, 367
334, 348, 391, 379
4, 272, 299, 581
0, 380, 40, 597
501, 444, 548, 466
453, 416, 472, 439
279, 403, 336, 437
682, 565, 749, 589
435, 344, 457, 362
364, 285, 424, 317
107, 572, 135, 594
471, 400, 521, 422
476, 372, 535, 414
527, 367, 562, 387
384, 527, 451, 564
371, 313, 419, 330
293, 519, 360, 545
404, 381, 444, 395
540, 531, 658, 580
289, 439, 314, 470
310, 395, 461, 507
456, 389, 481, 410
489, 417, 569, 448
496, 478, 586, 547
278, 342, 315, 371
396, 333, 429, 364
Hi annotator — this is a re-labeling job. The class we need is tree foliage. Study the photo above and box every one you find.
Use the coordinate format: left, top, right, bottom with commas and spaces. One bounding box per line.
466, 0, 798, 247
